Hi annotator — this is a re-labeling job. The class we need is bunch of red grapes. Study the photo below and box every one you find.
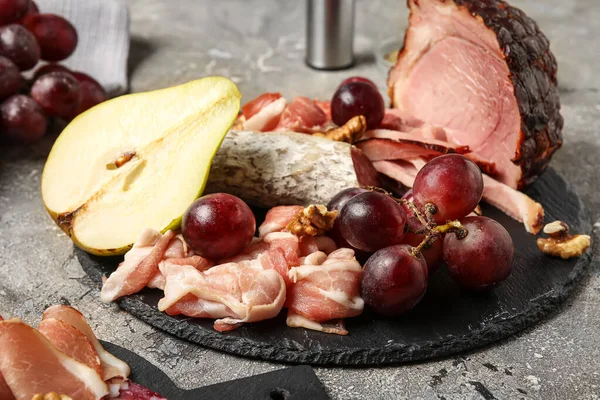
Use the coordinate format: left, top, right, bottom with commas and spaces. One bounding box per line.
328, 76, 514, 316
0, 0, 107, 144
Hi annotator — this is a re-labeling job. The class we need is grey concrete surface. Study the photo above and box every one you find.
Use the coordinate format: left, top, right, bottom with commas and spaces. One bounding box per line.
1, 0, 599, 399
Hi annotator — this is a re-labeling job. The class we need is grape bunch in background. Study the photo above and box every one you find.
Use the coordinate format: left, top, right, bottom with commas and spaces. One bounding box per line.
0, 0, 107, 144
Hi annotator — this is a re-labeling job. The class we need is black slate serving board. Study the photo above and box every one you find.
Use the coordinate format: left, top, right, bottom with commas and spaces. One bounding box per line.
101, 341, 329, 399
80, 169, 593, 366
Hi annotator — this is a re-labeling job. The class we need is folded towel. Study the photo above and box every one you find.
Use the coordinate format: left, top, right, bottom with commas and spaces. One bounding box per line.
37, 0, 130, 95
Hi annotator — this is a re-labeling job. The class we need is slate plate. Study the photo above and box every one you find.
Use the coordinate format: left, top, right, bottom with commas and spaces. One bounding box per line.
101, 341, 329, 399
79, 169, 593, 366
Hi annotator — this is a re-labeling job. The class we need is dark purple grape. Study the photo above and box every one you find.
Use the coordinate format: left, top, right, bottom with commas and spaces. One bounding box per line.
31, 71, 81, 119
182, 193, 256, 260
0, 24, 40, 70
413, 154, 483, 222
443, 216, 514, 291
0, 56, 22, 99
340, 191, 407, 252
331, 81, 385, 129
23, 14, 77, 62
326, 187, 370, 260
361, 244, 428, 316
33, 63, 70, 80
339, 76, 377, 89
0, 94, 47, 144
69, 71, 106, 117
401, 232, 443, 273
0, 0, 30, 26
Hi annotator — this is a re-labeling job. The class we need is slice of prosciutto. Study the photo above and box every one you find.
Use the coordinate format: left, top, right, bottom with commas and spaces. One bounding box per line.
258, 205, 304, 237
286, 249, 364, 335
158, 255, 286, 332
275, 96, 331, 133
240, 94, 287, 132
42, 305, 131, 382
115, 381, 166, 400
0, 318, 109, 400
101, 229, 175, 303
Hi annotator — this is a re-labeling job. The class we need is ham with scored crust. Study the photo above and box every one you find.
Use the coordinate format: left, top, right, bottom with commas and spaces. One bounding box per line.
286, 249, 364, 335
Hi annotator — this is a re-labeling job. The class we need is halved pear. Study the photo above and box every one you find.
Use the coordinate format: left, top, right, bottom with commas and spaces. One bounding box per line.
41, 77, 241, 256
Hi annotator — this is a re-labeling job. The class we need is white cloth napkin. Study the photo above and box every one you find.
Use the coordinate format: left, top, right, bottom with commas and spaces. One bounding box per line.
37, 0, 130, 95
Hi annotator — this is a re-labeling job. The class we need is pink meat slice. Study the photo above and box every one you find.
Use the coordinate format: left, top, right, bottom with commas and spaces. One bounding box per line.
42, 305, 131, 382
299, 235, 337, 257
158, 255, 286, 332
38, 319, 103, 377
276, 96, 330, 133
0, 319, 108, 400
115, 381, 166, 400
242, 97, 287, 132
101, 229, 175, 302
286, 249, 364, 335
388, 0, 523, 187
259, 205, 303, 237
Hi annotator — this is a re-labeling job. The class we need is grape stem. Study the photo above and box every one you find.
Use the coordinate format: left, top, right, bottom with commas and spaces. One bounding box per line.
363, 186, 468, 257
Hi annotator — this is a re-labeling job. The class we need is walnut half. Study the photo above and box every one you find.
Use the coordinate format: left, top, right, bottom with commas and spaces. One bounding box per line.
31, 393, 73, 400
536, 221, 591, 259
286, 205, 337, 237
313, 115, 367, 144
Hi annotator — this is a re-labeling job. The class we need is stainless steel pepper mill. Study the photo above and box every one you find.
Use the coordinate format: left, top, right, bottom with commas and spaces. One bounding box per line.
306, 0, 355, 70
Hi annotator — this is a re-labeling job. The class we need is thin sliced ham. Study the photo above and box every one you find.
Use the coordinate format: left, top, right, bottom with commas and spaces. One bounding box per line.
0, 371, 14, 400
42, 305, 131, 382
276, 96, 330, 133
158, 256, 286, 332
358, 137, 460, 162
38, 318, 103, 377
258, 205, 303, 237
101, 229, 175, 303
286, 249, 364, 335
242, 92, 282, 119
115, 381, 166, 400
242, 97, 287, 132
0, 318, 109, 400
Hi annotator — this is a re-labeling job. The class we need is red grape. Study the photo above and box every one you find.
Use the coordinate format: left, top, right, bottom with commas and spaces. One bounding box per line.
326, 187, 371, 260
23, 14, 77, 62
25, 0, 38, 15
0, 94, 47, 144
401, 232, 443, 273
331, 81, 385, 129
0, 0, 30, 26
340, 191, 407, 252
31, 71, 81, 119
182, 193, 256, 260
0, 56, 22, 100
0, 24, 40, 70
339, 76, 377, 89
69, 71, 106, 117
33, 63, 70, 79
361, 244, 428, 316
413, 154, 483, 222
443, 216, 514, 291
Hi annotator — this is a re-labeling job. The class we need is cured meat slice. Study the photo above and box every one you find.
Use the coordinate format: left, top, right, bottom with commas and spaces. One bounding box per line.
314, 99, 331, 120
358, 137, 460, 162
0, 371, 14, 400
242, 92, 282, 119
373, 159, 544, 233
0, 319, 108, 400
101, 229, 175, 302
242, 97, 287, 132
350, 146, 383, 188
286, 249, 364, 335
299, 235, 337, 257
115, 381, 166, 400
42, 305, 131, 382
158, 256, 286, 332
275, 96, 330, 133
388, 0, 562, 189
38, 318, 103, 377
259, 205, 304, 237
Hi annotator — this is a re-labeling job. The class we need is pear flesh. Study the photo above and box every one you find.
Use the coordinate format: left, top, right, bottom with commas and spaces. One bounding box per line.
41, 77, 241, 256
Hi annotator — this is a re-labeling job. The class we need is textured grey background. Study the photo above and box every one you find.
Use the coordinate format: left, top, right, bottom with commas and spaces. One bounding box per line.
1, 0, 599, 399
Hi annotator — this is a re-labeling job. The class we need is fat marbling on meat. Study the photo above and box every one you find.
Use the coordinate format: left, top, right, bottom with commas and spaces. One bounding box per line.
388, 0, 562, 189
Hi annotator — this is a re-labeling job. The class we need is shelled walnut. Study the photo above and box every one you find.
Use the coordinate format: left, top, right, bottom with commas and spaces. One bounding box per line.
536, 221, 591, 259
313, 115, 366, 144
286, 205, 337, 237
